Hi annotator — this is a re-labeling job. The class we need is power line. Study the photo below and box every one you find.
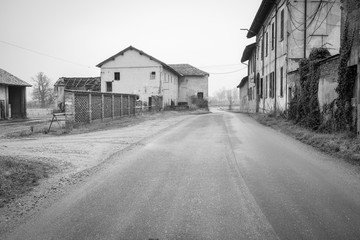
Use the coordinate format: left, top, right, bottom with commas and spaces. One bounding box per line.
208, 66, 247, 75
0, 40, 95, 69
199, 63, 243, 68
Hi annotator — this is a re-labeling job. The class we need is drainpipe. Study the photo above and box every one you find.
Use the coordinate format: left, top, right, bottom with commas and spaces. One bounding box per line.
304, 0, 307, 58
274, 3, 278, 116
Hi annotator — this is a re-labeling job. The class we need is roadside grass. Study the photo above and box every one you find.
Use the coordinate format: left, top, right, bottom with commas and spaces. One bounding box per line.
251, 113, 360, 164
0, 156, 55, 208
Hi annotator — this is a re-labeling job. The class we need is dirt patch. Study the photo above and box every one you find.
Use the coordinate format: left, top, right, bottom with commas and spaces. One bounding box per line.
0, 156, 56, 208
249, 113, 360, 164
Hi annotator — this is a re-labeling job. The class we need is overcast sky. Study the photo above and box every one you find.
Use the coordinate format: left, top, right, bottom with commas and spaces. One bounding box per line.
0, 0, 261, 97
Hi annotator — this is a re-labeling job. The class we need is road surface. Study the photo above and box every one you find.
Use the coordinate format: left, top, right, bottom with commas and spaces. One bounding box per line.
4, 110, 360, 239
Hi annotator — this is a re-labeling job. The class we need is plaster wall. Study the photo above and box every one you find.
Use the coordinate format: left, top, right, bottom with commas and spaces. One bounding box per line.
318, 57, 340, 108
178, 76, 208, 103
239, 81, 249, 112
100, 49, 178, 105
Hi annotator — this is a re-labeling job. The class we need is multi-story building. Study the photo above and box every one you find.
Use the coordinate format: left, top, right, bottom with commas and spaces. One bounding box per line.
96, 46, 209, 108
243, 0, 341, 114
340, 0, 360, 134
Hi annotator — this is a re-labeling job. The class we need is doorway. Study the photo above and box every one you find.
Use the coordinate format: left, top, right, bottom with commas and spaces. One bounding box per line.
8, 86, 25, 118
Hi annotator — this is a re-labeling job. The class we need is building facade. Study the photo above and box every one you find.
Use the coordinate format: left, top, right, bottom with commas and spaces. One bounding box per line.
243, 0, 341, 114
237, 76, 249, 112
340, 0, 360, 134
96, 46, 209, 108
241, 43, 257, 112
169, 64, 209, 104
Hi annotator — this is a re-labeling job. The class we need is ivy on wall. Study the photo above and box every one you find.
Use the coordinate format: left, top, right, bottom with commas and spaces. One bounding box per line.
288, 48, 330, 130
334, 17, 356, 131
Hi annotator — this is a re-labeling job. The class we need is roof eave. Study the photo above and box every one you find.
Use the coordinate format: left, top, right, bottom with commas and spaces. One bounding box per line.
241, 43, 257, 62
247, 0, 277, 38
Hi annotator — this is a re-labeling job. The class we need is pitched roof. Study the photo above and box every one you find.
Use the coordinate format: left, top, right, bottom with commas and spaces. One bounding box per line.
168, 64, 209, 77
247, 0, 277, 38
0, 68, 31, 87
54, 77, 101, 91
96, 46, 181, 77
237, 76, 248, 88
241, 43, 257, 62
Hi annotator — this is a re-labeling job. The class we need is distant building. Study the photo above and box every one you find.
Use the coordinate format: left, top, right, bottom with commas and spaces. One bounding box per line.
237, 76, 249, 112
54, 77, 101, 92
96, 46, 209, 108
242, 0, 341, 113
0, 68, 31, 119
169, 64, 209, 104
53, 77, 100, 111
240, 43, 257, 112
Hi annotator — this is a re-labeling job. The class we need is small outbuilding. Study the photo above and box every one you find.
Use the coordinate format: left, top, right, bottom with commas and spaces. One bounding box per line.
237, 76, 249, 112
169, 64, 209, 104
0, 68, 31, 119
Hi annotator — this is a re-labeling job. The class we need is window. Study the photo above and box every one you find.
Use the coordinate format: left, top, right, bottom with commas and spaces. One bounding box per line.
280, 9, 284, 41
114, 72, 120, 80
261, 37, 264, 60
280, 67, 284, 97
106, 82, 112, 92
265, 76, 268, 98
271, 22, 275, 50
150, 71, 156, 80
269, 72, 275, 98
197, 92, 204, 99
260, 78, 263, 98
266, 32, 268, 56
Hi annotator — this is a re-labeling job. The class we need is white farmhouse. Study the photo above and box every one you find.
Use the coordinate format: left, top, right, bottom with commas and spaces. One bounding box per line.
96, 46, 209, 108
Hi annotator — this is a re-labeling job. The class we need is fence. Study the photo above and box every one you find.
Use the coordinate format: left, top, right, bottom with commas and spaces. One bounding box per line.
64, 90, 138, 124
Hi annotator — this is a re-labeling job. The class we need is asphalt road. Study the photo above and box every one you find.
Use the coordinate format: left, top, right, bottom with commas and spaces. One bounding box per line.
5, 110, 360, 239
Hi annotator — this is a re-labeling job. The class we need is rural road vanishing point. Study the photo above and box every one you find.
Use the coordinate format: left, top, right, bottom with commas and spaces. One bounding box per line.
3, 109, 360, 239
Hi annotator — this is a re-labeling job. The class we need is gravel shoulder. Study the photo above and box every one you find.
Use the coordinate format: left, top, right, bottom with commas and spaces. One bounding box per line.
0, 111, 193, 235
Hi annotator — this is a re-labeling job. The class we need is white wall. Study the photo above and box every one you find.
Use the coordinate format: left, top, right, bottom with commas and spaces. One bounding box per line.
178, 76, 208, 103
100, 49, 178, 105
0, 85, 6, 100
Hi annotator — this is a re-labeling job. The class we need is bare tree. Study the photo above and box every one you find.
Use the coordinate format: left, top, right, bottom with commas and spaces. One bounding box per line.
32, 72, 53, 108
227, 89, 234, 110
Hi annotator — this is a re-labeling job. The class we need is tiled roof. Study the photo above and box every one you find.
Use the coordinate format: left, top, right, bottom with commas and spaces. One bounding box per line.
54, 77, 101, 91
0, 68, 31, 87
168, 64, 209, 77
96, 46, 181, 77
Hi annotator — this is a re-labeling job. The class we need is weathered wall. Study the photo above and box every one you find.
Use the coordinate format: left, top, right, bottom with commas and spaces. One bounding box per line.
0, 85, 7, 119
0, 85, 6, 100
288, 0, 341, 60
341, 0, 360, 134
318, 56, 340, 108
100, 49, 178, 106
239, 81, 249, 112
178, 76, 208, 103
161, 69, 178, 107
